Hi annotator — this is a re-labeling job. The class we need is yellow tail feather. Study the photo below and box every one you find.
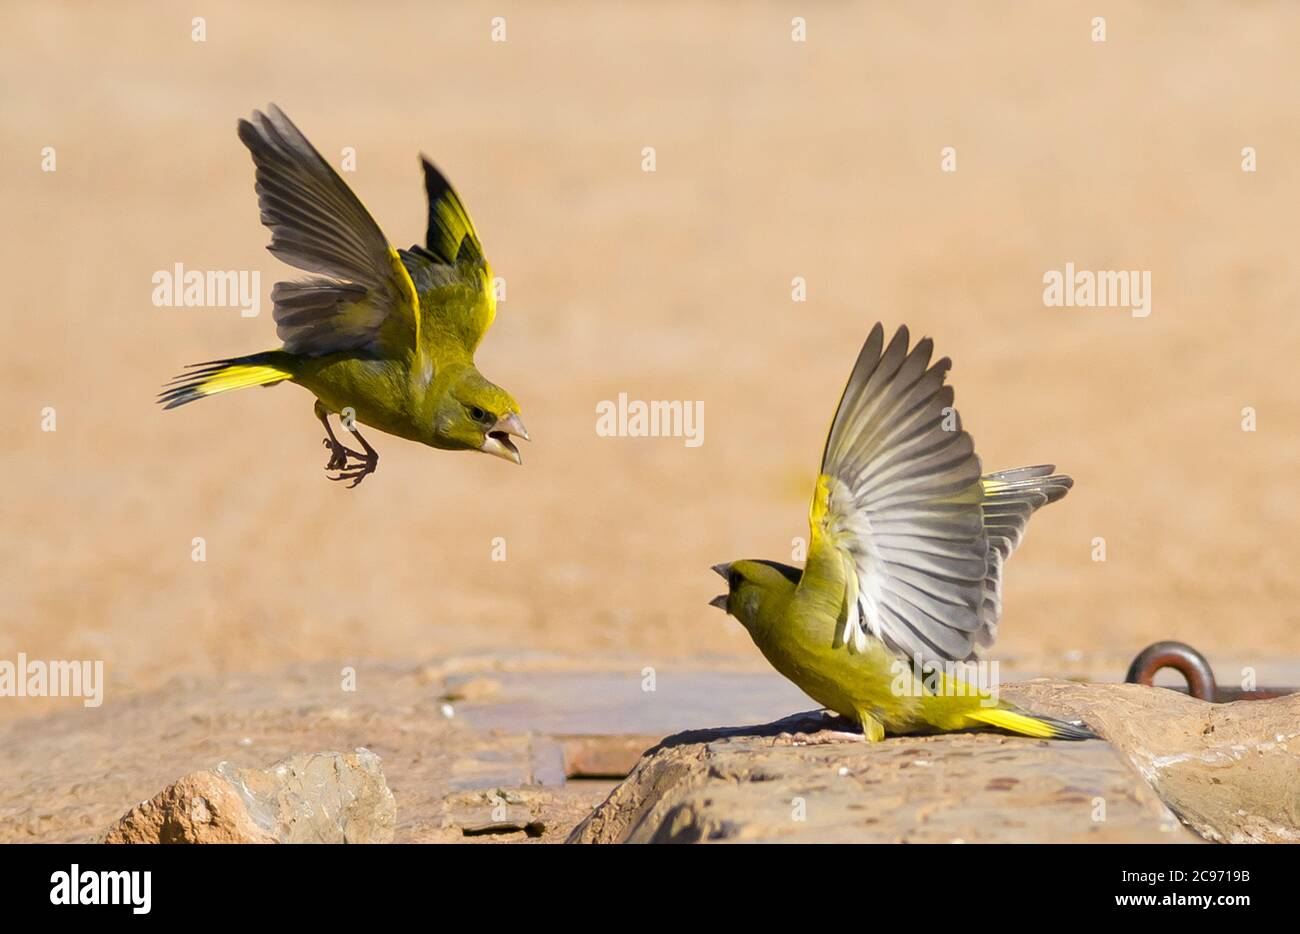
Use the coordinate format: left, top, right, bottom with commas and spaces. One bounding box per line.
197, 364, 288, 395
964, 707, 1094, 740
159, 353, 293, 409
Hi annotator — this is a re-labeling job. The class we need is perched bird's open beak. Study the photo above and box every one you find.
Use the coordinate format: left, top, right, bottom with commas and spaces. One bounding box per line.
480, 412, 530, 465
709, 563, 730, 610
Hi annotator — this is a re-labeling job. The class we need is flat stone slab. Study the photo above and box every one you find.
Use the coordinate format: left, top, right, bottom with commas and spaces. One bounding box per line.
449, 667, 814, 736
571, 681, 1300, 844
568, 711, 1197, 843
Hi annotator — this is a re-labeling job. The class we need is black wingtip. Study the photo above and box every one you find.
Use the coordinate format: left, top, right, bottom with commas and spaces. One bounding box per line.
420, 154, 454, 205
420, 152, 445, 177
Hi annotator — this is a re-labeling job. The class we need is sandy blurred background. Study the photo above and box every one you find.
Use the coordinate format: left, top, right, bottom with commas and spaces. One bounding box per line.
2, 0, 1298, 721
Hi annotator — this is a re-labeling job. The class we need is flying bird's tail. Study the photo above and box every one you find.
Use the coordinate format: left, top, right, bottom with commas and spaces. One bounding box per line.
158, 350, 295, 409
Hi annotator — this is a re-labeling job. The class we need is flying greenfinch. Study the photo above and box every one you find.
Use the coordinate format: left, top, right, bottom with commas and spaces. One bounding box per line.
159, 105, 528, 487
710, 323, 1092, 741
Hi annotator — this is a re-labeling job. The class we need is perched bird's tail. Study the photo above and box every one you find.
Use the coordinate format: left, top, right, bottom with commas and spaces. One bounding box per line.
963, 706, 1096, 740
158, 351, 295, 409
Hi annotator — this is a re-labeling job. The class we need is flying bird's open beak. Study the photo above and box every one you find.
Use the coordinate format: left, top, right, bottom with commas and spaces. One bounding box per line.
480, 412, 530, 465
711, 563, 730, 579
708, 594, 729, 611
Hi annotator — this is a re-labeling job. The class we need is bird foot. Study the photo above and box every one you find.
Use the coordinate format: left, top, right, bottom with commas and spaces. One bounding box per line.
772, 729, 866, 746
322, 437, 366, 473
327, 448, 379, 488
323, 437, 376, 487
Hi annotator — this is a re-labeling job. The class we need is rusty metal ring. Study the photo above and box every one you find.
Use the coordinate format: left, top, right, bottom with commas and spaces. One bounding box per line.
1125, 640, 1217, 701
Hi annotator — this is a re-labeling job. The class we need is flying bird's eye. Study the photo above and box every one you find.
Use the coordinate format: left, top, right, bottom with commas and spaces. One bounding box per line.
468, 406, 489, 423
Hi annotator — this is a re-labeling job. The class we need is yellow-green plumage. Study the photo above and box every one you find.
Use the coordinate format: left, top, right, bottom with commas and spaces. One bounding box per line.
159, 105, 528, 486
712, 324, 1091, 742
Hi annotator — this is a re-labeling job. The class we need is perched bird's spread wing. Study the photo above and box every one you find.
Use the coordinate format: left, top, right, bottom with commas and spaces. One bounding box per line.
806, 323, 989, 663
974, 464, 1071, 647
396, 158, 495, 359
238, 105, 420, 357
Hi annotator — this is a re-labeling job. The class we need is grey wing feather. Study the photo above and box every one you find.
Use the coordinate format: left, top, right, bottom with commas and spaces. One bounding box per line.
269, 280, 377, 355
819, 326, 1073, 662
973, 465, 1074, 647
818, 324, 989, 663
237, 105, 410, 355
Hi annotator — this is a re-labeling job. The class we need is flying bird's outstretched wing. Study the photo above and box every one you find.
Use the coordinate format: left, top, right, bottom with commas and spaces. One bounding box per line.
398, 157, 496, 360
238, 105, 420, 358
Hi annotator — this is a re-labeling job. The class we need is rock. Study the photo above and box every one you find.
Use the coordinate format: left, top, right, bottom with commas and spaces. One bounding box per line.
1003, 681, 1300, 843
573, 681, 1300, 844
568, 710, 1197, 843
444, 788, 548, 838
104, 769, 275, 844
105, 748, 395, 844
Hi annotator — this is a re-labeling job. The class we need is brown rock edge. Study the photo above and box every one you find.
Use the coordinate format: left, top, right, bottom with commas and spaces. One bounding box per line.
1004, 681, 1300, 843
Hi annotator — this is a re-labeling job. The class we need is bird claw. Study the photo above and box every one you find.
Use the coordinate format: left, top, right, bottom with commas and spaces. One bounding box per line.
772, 729, 865, 746
327, 451, 378, 488
322, 438, 366, 473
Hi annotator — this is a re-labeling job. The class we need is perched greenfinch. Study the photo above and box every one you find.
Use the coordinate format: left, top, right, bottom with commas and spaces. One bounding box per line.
711, 323, 1091, 741
159, 105, 528, 487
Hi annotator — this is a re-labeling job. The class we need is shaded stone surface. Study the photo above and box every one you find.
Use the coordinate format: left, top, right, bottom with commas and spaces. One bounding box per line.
568, 710, 1197, 843
105, 748, 395, 844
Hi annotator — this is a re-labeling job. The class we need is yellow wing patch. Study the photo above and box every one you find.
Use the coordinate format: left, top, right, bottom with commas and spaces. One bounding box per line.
806, 473, 865, 651
387, 246, 422, 350
808, 474, 835, 543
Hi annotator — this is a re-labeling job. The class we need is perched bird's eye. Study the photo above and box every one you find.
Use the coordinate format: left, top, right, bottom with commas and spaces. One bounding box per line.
468, 406, 489, 423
